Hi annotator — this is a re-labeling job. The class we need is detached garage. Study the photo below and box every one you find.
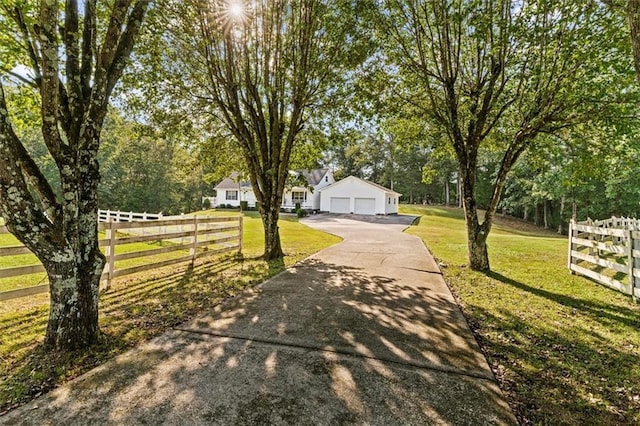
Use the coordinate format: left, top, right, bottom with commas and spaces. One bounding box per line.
319, 176, 401, 215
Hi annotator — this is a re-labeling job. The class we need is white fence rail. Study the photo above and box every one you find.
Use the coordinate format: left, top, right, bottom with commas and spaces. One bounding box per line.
98, 209, 163, 222
568, 217, 640, 300
0, 215, 242, 301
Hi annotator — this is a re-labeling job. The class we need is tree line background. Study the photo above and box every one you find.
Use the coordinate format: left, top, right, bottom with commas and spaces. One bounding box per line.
11, 95, 640, 231
5, 2, 638, 230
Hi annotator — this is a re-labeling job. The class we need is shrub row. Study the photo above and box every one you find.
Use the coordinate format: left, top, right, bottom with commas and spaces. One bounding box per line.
201, 202, 309, 217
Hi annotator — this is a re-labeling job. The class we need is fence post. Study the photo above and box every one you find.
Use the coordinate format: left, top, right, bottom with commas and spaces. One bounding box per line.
627, 229, 635, 298
617, 216, 623, 244
586, 218, 596, 256
190, 216, 199, 264
632, 231, 640, 302
105, 219, 117, 291
238, 215, 243, 254
568, 219, 575, 274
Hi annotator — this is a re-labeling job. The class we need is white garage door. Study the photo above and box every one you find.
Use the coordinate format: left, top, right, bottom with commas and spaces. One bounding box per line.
354, 198, 376, 215
330, 197, 350, 214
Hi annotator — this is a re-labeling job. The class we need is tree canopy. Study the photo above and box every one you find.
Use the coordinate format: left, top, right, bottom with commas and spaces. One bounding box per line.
136, 0, 372, 259
377, 0, 638, 270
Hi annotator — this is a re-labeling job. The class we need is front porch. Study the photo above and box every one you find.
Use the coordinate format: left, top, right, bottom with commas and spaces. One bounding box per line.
282, 187, 315, 212
280, 202, 315, 212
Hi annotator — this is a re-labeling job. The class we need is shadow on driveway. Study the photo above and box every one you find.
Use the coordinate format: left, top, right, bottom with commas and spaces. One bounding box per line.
3, 257, 516, 425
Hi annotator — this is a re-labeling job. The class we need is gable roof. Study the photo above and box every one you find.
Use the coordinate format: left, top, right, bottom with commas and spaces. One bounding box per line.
293, 169, 329, 186
214, 172, 252, 190
319, 175, 401, 196
216, 169, 329, 190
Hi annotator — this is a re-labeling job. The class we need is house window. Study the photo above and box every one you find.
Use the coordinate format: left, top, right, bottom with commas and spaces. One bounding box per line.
388, 197, 391, 204
226, 190, 238, 201
394, 198, 396, 204
292, 191, 306, 204
325, 176, 328, 182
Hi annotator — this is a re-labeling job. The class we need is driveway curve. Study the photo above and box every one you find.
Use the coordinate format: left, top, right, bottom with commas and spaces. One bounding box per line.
3, 214, 516, 425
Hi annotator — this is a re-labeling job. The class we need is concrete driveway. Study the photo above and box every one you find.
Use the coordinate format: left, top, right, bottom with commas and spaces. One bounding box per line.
2, 214, 516, 425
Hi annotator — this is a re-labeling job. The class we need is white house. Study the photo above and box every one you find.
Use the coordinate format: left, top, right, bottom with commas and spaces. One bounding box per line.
214, 172, 257, 208
282, 169, 334, 211
319, 176, 401, 215
213, 169, 335, 211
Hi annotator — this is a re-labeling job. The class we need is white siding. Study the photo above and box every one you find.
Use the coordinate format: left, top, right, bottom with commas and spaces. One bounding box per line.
311, 171, 335, 210
320, 176, 398, 215
240, 189, 257, 207
281, 171, 335, 211
385, 194, 399, 214
310, 190, 321, 210
219, 190, 240, 207
215, 188, 257, 208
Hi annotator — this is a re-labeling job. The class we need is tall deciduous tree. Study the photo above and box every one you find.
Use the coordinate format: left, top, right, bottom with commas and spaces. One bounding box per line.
382, 0, 633, 270
0, 1, 149, 349
154, 0, 368, 260
626, 0, 640, 82
610, 0, 640, 83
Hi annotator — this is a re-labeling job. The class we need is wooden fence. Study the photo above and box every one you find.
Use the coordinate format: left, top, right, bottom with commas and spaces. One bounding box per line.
0, 215, 242, 301
568, 217, 640, 300
98, 209, 163, 222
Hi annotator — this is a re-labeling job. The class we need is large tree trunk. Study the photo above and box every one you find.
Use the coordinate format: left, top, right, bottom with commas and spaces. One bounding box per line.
463, 203, 490, 271
534, 203, 543, 226
260, 201, 284, 260
461, 171, 491, 271
48, 131, 106, 348
543, 199, 552, 229
43, 247, 105, 348
444, 179, 451, 205
627, 0, 640, 84
558, 196, 565, 234
467, 220, 490, 271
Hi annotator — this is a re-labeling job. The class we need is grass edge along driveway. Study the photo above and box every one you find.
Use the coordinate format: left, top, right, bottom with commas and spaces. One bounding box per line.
0, 211, 340, 414
402, 205, 640, 425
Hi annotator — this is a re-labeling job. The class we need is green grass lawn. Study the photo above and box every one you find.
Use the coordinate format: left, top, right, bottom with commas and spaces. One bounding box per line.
194, 209, 317, 258
402, 205, 640, 425
0, 232, 45, 293
0, 211, 339, 412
